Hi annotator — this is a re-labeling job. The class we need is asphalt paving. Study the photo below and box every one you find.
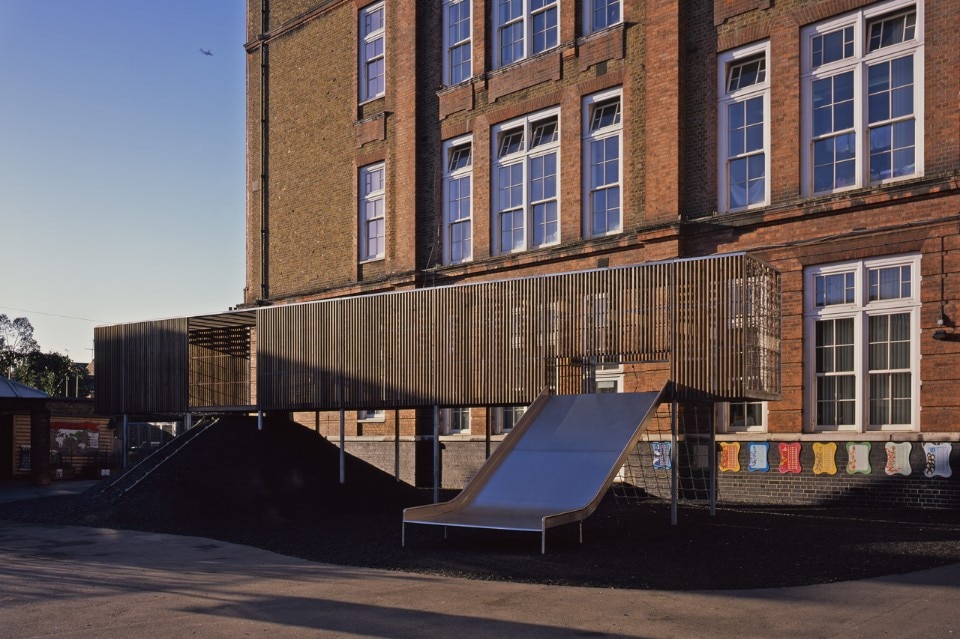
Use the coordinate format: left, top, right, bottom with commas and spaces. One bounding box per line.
1, 518, 959, 638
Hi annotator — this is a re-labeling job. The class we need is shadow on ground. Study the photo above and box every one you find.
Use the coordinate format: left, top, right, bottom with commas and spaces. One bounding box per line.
2, 416, 959, 591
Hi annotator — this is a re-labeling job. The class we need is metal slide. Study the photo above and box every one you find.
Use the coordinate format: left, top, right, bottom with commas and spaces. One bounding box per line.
403, 387, 666, 553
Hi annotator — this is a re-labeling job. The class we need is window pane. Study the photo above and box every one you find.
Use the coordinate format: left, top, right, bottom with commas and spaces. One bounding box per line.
532, 6, 557, 53
592, 0, 620, 30
499, 129, 523, 157
727, 55, 765, 91
500, 21, 524, 65
745, 123, 763, 154
499, 0, 521, 23
591, 98, 621, 130
729, 158, 747, 209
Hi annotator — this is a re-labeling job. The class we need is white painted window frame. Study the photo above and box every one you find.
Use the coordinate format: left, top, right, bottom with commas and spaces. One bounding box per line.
717, 40, 770, 214
495, 405, 526, 434
800, 0, 924, 197
357, 409, 385, 422
493, 0, 560, 68
442, 135, 474, 265
719, 401, 767, 433
443, 0, 472, 86
582, 87, 623, 237
442, 407, 471, 435
583, 0, 622, 35
803, 254, 921, 433
491, 107, 561, 255
359, 1, 386, 103
359, 162, 386, 262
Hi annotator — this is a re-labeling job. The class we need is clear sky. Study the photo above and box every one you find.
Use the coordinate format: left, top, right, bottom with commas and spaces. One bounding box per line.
1, 1, 246, 363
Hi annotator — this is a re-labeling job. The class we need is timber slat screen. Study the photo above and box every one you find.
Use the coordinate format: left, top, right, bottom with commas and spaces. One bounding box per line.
95, 254, 781, 415
95, 319, 189, 414
189, 325, 251, 408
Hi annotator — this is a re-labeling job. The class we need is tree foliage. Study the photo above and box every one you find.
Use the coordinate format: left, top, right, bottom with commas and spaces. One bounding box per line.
0, 314, 89, 397
0, 314, 40, 373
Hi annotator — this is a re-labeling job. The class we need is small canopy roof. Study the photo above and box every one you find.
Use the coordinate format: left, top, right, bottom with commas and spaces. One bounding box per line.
0, 376, 49, 399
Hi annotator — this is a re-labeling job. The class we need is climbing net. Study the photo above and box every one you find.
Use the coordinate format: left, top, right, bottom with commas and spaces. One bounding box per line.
612, 399, 717, 507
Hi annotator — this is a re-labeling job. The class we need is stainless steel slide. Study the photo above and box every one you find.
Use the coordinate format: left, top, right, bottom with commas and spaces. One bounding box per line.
403, 387, 666, 553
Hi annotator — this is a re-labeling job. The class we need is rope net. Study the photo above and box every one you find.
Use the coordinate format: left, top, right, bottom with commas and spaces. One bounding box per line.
612, 400, 716, 506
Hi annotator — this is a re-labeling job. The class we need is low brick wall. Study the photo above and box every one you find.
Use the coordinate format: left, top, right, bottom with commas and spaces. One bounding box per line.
333, 436, 960, 508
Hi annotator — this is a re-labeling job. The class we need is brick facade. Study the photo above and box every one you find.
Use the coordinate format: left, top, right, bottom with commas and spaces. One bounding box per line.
244, 0, 960, 502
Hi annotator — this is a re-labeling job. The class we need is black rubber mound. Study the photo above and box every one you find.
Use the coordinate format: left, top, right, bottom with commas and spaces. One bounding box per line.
92, 415, 431, 546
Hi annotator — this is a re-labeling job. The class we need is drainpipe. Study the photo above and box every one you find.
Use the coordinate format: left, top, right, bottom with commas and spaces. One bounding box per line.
259, 0, 270, 301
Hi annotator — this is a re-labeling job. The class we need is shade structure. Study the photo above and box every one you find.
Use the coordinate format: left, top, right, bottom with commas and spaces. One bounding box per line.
95, 253, 781, 415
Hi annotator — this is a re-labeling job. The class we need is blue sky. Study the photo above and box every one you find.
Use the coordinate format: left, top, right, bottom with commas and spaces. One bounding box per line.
1, 1, 246, 362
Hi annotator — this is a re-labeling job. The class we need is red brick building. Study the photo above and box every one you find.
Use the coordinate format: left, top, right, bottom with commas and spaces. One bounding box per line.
231, 0, 960, 503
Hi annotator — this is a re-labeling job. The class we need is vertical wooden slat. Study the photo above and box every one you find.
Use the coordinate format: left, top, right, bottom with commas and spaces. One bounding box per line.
95, 255, 782, 414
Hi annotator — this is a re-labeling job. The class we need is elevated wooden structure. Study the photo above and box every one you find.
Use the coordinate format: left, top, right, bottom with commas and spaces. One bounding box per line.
95, 253, 780, 415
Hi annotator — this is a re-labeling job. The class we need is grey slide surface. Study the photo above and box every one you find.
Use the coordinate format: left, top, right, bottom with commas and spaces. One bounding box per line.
403, 389, 665, 547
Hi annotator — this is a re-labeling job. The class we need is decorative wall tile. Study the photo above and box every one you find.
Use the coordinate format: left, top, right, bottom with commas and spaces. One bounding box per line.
747, 442, 769, 472
812, 442, 838, 475
846, 442, 872, 475
778, 442, 802, 474
651, 442, 672, 470
884, 442, 912, 476
719, 442, 741, 472
923, 443, 953, 478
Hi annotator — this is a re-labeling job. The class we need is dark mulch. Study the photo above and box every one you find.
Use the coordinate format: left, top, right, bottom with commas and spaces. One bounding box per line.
3, 415, 959, 590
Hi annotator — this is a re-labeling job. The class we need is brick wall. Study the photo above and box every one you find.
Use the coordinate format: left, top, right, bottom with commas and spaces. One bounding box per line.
238, 1, 960, 508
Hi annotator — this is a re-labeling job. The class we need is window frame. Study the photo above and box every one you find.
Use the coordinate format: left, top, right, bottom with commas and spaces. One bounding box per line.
582, 88, 624, 238
803, 254, 921, 433
442, 136, 474, 265
491, 107, 561, 255
442, 0, 472, 86
583, 0, 622, 35
717, 41, 770, 214
357, 409, 385, 423
719, 401, 767, 433
358, 162, 386, 262
493, 0, 560, 68
442, 407, 471, 435
800, 0, 924, 197
359, 1, 386, 103
495, 405, 526, 434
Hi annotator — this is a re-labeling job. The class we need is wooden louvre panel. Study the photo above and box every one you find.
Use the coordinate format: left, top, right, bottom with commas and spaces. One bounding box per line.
94, 318, 189, 415
95, 254, 781, 414
188, 325, 251, 409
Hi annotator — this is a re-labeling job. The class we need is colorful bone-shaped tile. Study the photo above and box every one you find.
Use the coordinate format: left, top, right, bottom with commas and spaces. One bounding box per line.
884, 442, 912, 476
651, 442, 672, 470
923, 443, 953, 478
747, 442, 769, 472
846, 442, 872, 474
719, 442, 740, 472
812, 442, 837, 475
778, 442, 802, 474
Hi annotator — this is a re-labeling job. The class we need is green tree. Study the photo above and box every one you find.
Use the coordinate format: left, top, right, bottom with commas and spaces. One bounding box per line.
0, 314, 40, 377
0, 314, 89, 397
17, 351, 85, 397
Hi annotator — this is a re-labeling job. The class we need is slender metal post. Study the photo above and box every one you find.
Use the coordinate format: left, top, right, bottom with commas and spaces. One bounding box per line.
394, 410, 401, 481
669, 261, 679, 527
485, 408, 491, 459
257, 410, 263, 431
122, 414, 128, 470
338, 369, 345, 485
185, 412, 193, 433
433, 405, 440, 504
339, 407, 345, 485
670, 389, 678, 526
709, 404, 717, 517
